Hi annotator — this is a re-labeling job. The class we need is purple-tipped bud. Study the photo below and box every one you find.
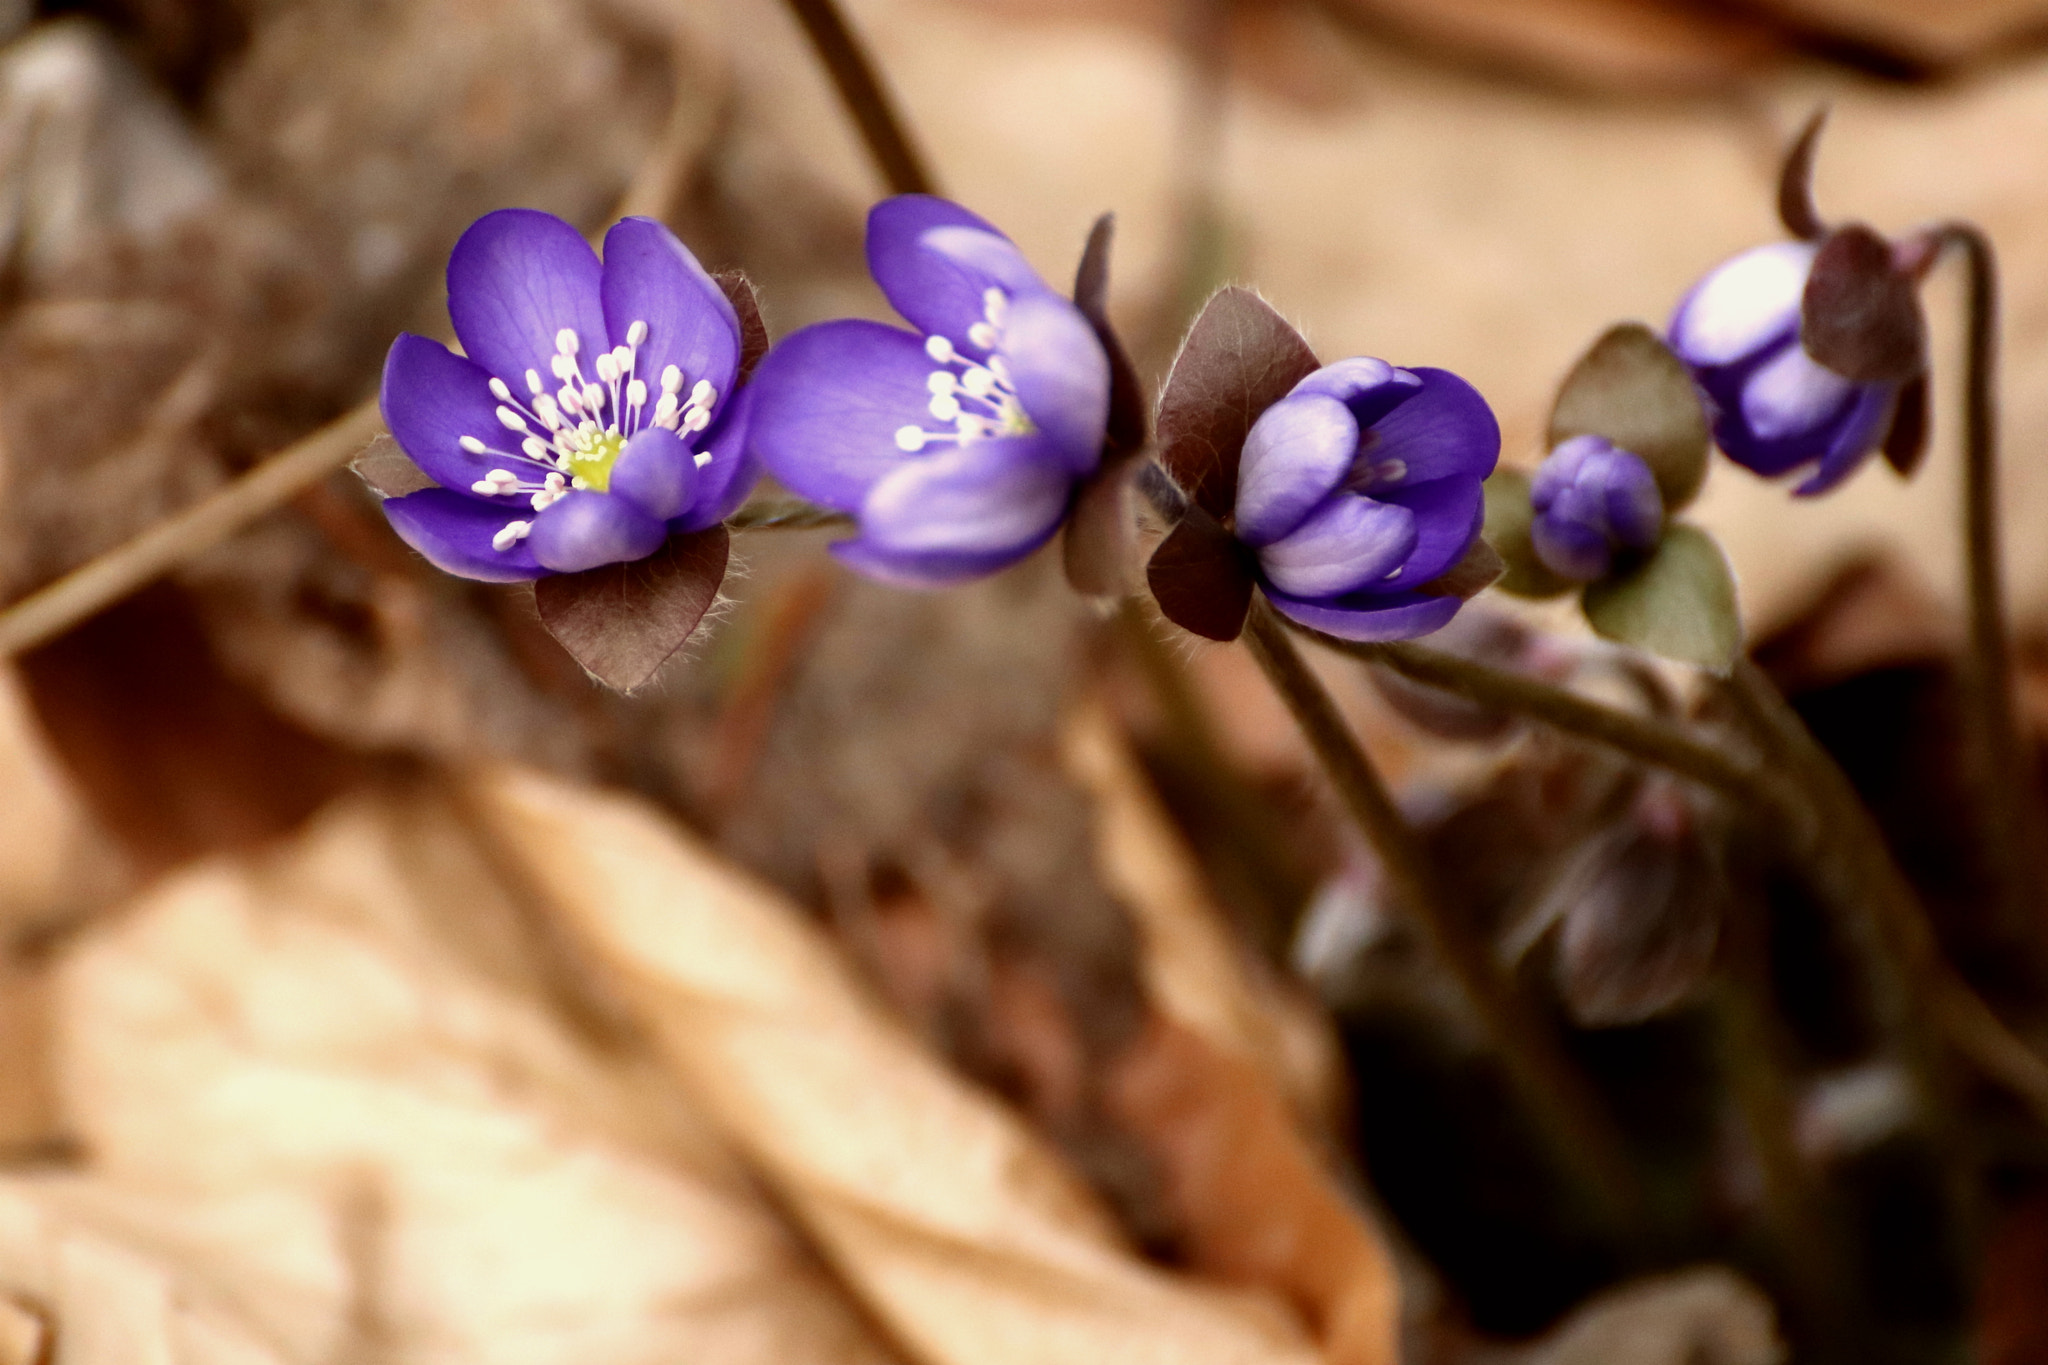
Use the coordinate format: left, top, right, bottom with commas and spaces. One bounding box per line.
1668, 241, 1897, 497
1528, 435, 1663, 583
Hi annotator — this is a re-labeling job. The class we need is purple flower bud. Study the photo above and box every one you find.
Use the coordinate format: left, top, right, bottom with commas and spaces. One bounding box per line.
1528, 435, 1663, 582
377, 209, 760, 581
1668, 241, 1896, 496
1234, 357, 1499, 641
745, 197, 1110, 588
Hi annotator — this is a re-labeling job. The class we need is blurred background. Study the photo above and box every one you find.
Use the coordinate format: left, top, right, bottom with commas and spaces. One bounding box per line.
5, 1, 2048, 1362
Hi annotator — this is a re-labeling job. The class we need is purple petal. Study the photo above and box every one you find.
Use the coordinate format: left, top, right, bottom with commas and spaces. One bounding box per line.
600, 217, 739, 408
1532, 509, 1612, 582
1795, 382, 1896, 497
1236, 393, 1360, 548
383, 488, 544, 582
608, 425, 699, 522
1358, 367, 1500, 487
381, 333, 552, 495
1290, 357, 1423, 432
1600, 454, 1666, 547
446, 209, 608, 395
1000, 291, 1108, 477
1741, 343, 1857, 442
747, 320, 933, 510
1669, 241, 1813, 369
866, 196, 1046, 345
858, 434, 1072, 560
1255, 494, 1417, 599
828, 537, 1037, 589
1376, 474, 1485, 587
1263, 587, 1463, 643
525, 490, 666, 573
676, 386, 761, 532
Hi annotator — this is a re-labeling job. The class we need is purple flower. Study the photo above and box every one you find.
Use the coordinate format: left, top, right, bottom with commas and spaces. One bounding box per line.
1235, 357, 1499, 641
746, 196, 1110, 587
1669, 241, 1896, 496
378, 209, 759, 582
1529, 435, 1664, 582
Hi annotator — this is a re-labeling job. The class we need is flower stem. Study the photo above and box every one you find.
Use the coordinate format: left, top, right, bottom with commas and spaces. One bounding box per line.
1296, 624, 2048, 1128
781, 0, 938, 197
1935, 222, 2042, 969
724, 498, 855, 532
1240, 600, 1647, 1237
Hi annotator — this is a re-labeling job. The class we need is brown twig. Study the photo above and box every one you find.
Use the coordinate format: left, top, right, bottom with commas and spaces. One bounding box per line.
781, 0, 938, 197
1240, 600, 1647, 1236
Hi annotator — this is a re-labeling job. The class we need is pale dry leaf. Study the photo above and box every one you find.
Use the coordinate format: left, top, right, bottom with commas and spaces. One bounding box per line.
50, 780, 902, 1365
467, 764, 1325, 1365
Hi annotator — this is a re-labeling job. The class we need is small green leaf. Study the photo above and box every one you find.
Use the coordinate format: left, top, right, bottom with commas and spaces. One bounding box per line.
1549, 323, 1711, 512
1582, 523, 1741, 673
1482, 469, 1572, 599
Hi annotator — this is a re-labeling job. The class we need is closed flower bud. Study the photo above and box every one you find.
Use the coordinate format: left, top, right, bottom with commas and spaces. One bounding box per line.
1528, 435, 1663, 583
1668, 240, 1899, 496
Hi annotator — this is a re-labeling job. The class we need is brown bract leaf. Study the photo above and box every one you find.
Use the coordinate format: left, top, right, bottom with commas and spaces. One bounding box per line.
1155, 288, 1319, 520
715, 271, 771, 381
1548, 323, 1711, 511
349, 432, 433, 498
1418, 535, 1505, 600
1064, 461, 1137, 598
1802, 224, 1927, 384
534, 526, 729, 692
1883, 372, 1930, 477
1063, 214, 1149, 597
1777, 107, 1830, 241
1146, 506, 1255, 643
1073, 214, 1147, 460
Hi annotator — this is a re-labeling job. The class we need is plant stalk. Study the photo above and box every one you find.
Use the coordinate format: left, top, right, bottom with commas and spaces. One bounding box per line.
781, 0, 938, 197
1241, 600, 1647, 1236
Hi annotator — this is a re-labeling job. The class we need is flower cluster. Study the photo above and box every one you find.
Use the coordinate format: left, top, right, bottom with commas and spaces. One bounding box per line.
747, 197, 1110, 586
1234, 359, 1499, 640
379, 209, 757, 581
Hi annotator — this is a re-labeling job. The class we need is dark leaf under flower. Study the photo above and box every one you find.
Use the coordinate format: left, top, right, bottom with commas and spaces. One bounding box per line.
1802, 224, 1927, 385
1155, 287, 1320, 519
1548, 323, 1710, 511
1581, 523, 1741, 672
1146, 504, 1255, 642
532, 524, 730, 692
713, 270, 772, 381
1417, 536, 1505, 600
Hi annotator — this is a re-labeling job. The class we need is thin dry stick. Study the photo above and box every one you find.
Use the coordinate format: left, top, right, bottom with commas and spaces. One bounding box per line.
781, 0, 938, 197
1240, 601, 1647, 1236
0, 401, 385, 659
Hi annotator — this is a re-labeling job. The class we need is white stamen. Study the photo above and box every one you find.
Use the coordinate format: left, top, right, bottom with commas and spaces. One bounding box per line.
544, 472, 566, 491
582, 383, 606, 411
626, 379, 647, 409
525, 368, 544, 396
689, 380, 715, 408
660, 365, 683, 394
961, 367, 996, 398
895, 425, 928, 452
555, 328, 579, 356
927, 372, 957, 396
653, 393, 679, 426
521, 436, 550, 461
534, 396, 563, 430
458, 435, 487, 454
611, 345, 633, 373
496, 406, 529, 432
929, 393, 962, 421
551, 355, 577, 381
595, 353, 620, 384
986, 356, 1011, 386
572, 475, 591, 490
627, 320, 648, 346
681, 407, 710, 434
925, 335, 956, 363
1378, 459, 1409, 484
492, 520, 532, 551
489, 377, 513, 402
693, 452, 713, 468
983, 288, 1008, 325
967, 322, 997, 350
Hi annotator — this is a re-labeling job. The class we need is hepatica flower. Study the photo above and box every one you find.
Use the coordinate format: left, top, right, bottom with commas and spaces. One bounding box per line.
1668, 241, 1896, 496
747, 196, 1109, 586
1235, 358, 1500, 640
1529, 435, 1664, 582
380, 209, 757, 581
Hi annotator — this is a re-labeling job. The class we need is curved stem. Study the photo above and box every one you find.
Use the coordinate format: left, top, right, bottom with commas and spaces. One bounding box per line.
1936, 222, 2041, 964
1241, 600, 1647, 1237
724, 498, 855, 532
781, 0, 938, 197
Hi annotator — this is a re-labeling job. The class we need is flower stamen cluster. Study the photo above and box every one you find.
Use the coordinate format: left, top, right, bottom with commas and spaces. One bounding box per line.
894, 290, 1035, 453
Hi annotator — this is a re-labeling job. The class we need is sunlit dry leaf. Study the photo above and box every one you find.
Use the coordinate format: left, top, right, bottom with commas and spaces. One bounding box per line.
468, 765, 1325, 1365
534, 526, 730, 692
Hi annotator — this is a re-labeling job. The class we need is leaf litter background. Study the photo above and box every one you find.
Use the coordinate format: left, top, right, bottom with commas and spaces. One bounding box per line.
7, 0, 2048, 1362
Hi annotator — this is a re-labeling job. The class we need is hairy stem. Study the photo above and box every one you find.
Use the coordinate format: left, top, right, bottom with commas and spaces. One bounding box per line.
1241, 601, 1646, 1235
781, 0, 938, 197
724, 498, 856, 532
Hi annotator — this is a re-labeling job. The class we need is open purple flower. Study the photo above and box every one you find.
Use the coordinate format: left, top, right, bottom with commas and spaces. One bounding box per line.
379, 209, 759, 582
1235, 357, 1500, 641
1530, 435, 1664, 582
746, 196, 1110, 587
1668, 241, 1896, 496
